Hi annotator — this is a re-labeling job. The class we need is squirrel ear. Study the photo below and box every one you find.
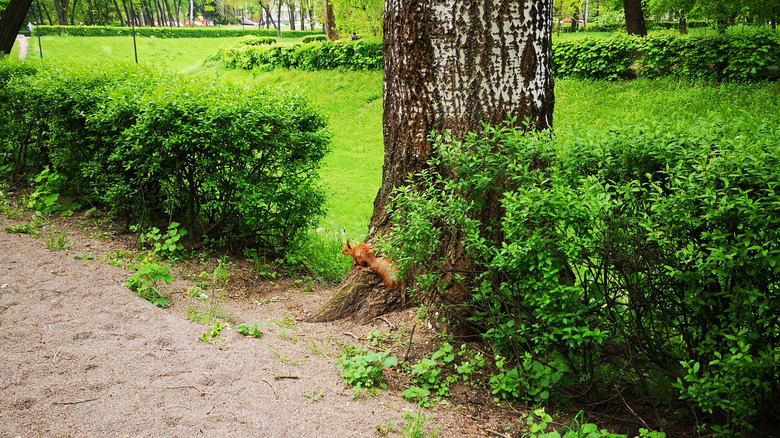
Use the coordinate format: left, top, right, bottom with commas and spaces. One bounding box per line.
345, 239, 351, 248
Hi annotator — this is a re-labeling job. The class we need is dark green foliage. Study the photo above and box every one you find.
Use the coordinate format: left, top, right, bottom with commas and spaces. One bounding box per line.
552, 31, 780, 81
32, 25, 323, 39
213, 32, 778, 81
638, 31, 780, 81
237, 35, 277, 45
553, 34, 639, 80
0, 61, 330, 253
302, 35, 327, 43
386, 116, 780, 435
213, 38, 382, 71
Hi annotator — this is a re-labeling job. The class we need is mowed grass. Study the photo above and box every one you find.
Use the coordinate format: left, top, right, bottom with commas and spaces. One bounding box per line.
12, 36, 780, 242
15, 35, 242, 73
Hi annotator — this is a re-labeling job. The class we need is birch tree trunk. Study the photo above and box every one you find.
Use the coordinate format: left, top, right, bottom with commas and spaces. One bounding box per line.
311, 0, 554, 323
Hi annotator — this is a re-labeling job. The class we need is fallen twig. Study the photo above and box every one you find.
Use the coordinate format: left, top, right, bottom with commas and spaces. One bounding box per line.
273, 375, 299, 380
371, 316, 395, 330
52, 398, 100, 406
160, 385, 207, 396
261, 378, 278, 399
403, 323, 417, 362
343, 331, 362, 341
486, 430, 511, 438
615, 386, 650, 430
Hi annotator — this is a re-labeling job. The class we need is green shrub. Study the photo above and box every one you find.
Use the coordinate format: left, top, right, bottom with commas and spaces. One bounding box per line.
386, 116, 780, 434
213, 38, 383, 71
238, 35, 277, 46
302, 35, 327, 43
553, 34, 639, 80
335, 346, 398, 388
637, 31, 780, 81
0, 61, 330, 252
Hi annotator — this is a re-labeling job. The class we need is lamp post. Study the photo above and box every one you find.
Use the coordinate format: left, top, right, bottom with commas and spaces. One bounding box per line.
32, 0, 42, 58
129, 0, 138, 63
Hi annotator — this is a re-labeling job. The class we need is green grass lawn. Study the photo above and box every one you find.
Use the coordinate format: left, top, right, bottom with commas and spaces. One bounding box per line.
16, 35, 242, 73
13, 35, 780, 242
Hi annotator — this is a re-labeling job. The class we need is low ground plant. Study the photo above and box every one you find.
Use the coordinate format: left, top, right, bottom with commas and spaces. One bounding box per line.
335, 345, 398, 389
125, 261, 172, 307
44, 229, 70, 251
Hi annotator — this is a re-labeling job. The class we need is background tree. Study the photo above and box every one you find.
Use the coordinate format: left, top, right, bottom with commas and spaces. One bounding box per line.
329, 0, 380, 37
623, 0, 646, 34
0, 0, 32, 55
321, 0, 337, 39
311, 0, 555, 323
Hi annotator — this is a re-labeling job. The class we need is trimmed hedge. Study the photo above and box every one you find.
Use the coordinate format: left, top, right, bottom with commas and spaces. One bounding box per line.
553, 31, 780, 81
33, 24, 324, 39
213, 32, 779, 81
0, 61, 330, 252
214, 38, 382, 71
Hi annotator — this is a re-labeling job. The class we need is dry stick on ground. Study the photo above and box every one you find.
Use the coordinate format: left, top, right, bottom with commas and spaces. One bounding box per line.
159, 385, 207, 396
371, 315, 395, 330
261, 378, 278, 399
52, 398, 100, 405
273, 375, 299, 380
615, 386, 650, 430
403, 323, 417, 362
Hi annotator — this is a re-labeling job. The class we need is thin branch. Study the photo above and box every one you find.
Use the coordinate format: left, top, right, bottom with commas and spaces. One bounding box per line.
261, 378, 278, 399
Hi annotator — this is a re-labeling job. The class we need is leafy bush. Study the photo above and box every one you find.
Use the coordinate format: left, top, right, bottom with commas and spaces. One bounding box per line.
336, 346, 398, 388
125, 261, 173, 307
386, 116, 780, 435
213, 32, 778, 81
637, 31, 780, 81
552, 34, 639, 80
302, 35, 327, 43
213, 38, 383, 71
0, 61, 330, 252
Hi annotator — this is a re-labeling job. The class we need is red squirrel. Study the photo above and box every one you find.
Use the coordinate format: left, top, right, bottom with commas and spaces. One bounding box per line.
367, 256, 403, 291
341, 240, 403, 291
341, 239, 375, 268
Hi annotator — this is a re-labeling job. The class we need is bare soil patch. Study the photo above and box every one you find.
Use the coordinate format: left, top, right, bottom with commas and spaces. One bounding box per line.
0, 205, 525, 437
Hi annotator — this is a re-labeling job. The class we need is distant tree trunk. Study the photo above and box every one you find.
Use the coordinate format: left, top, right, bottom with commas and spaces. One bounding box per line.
112, 0, 124, 25
623, 0, 647, 36
39, 1, 54, 25
0, 0, 33, 55
260, 3, 276, 29
311, 0, 555, 323
321, 0, 337, 40
308, 7, 313, 30
53, 0, 70, 25
276, 0, 281, 36
121, 0, 130, 25
678, 10, 687, 34
164, 0, 175, 25
288, 1, 295, 30
70, 0, 78, 25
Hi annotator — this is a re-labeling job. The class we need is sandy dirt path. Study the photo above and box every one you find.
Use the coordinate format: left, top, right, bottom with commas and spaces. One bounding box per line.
16, 35, 28, 60
0, 228, 488, 437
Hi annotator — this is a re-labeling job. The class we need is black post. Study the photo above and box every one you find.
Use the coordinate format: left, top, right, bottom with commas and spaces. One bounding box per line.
32, 0, 42, 58
129, 0, 138, 63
